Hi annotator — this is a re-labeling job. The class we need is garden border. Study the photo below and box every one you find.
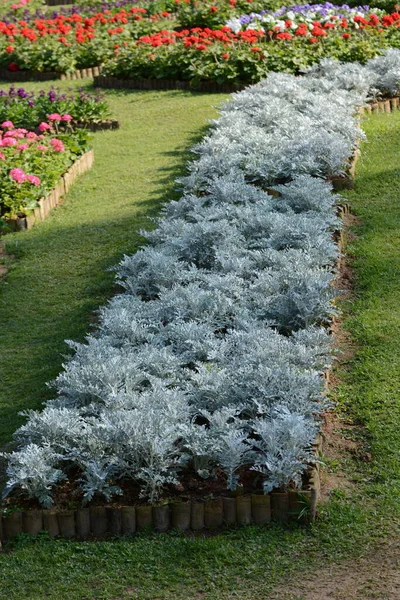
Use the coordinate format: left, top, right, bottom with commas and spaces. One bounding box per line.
0, 484, 318, 542
5, 149, 94, 233
45, 0, 75, 5
93, 76, 244, 94
74, 120, 120, 132
0, 67, 101, 82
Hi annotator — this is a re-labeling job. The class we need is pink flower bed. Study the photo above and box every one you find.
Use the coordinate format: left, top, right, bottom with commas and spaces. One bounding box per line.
0, 117, 89, 221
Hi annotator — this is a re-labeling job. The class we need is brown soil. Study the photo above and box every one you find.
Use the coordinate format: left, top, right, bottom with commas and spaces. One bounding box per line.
270, 534, 400, 600
271, 210, 400, 600
1, 465, 267, 512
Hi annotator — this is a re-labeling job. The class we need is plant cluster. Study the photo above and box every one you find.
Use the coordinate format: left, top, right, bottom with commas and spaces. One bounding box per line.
101, 9, 400, 84
226, 2, 387, 34
0, 7, 175, 73
2, 0, 400, 79
0, 118, 89, 218
0, 86, 111, 129
6, 51, 400, 508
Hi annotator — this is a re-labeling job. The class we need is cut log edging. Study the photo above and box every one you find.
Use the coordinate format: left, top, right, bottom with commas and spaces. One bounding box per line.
45, 0, 75, 5
5, 149, 94, 233
0, 66, 101, 82
0, 488, 319, 542
74, 119, 120, 132
93, 75, 244, 94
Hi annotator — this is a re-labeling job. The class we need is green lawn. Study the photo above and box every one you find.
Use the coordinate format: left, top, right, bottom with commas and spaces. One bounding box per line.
0, 91, 400, 599
0, 80, 227, 445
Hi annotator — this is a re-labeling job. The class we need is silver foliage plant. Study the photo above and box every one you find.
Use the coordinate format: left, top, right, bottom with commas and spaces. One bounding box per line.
3, 57, 383, 507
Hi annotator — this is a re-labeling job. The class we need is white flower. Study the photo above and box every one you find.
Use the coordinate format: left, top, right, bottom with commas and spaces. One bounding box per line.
247, 22, 264, 31
226, 17, 242, 34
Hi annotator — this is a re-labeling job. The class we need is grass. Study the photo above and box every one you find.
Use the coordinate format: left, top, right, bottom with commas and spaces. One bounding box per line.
0, 95, 400, 599
0, 80, 228, 445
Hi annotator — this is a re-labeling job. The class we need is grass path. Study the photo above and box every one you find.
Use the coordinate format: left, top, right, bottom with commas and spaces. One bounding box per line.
0, 81, 227, 444
0, 97, 400, 599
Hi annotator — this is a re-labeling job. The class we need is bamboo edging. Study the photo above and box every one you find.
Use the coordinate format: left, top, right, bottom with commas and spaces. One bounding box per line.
6, 149, 94, 233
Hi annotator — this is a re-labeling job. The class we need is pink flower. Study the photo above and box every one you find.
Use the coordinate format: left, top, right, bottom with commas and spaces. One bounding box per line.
36, 144, 48, 151
38, 122, 52, 132
48, 113, 62, 121
10, 168, 26, 183
26, 174, 40, 186
0, 152, 5, 161
17, 143, 29, 150
1, 120, 14, 128
61, 114, 72, 121
0, 137, 17, 146
50, 138, 65, 152
26, 132, 37, 140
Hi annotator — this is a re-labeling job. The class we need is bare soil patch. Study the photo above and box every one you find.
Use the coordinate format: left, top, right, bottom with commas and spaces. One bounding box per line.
270, 534, 400, 600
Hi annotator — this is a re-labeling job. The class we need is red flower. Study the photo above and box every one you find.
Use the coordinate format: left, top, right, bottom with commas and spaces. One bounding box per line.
295, 26, 308, 36
342, 33, 351, 39
196, 44, 207, 50
221, 53, 230, 59
309, 37, 318, 43
8, 62, 19, 71
276, 32, 292, 40
209, 5, 218, 12
250, 46, 261, 52
311, 26, 327, 37
5, 45, 14, 53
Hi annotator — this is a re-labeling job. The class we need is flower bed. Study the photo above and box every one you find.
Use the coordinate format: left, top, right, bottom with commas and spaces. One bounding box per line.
99, 12, 400, 85
0, 118, 90, 223
2, 1, 400, 81
226, 2, 389, 34
6, 51, 399, 514
0, 84, 113, 129
6, 148, 94, 232
0, 7, 175, 74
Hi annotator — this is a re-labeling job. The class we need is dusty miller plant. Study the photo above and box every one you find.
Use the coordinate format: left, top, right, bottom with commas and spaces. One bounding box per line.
2, 59, 374, 505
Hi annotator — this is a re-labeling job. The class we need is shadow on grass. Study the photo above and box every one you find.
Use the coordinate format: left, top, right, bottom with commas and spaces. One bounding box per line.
0, 111, 214, 453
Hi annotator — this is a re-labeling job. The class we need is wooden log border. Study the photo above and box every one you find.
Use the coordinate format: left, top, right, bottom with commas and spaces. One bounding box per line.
93, 75, 244, 94
0, 485, 318, 542
74, 119, 120, 132
45, 0, 75, 5
5, 149, 94, 233
0, 67, 101, 82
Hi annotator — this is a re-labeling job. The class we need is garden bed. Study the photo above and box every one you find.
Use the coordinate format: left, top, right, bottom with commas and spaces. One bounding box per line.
6, 149, 94, 232
3, 55, 399, 535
